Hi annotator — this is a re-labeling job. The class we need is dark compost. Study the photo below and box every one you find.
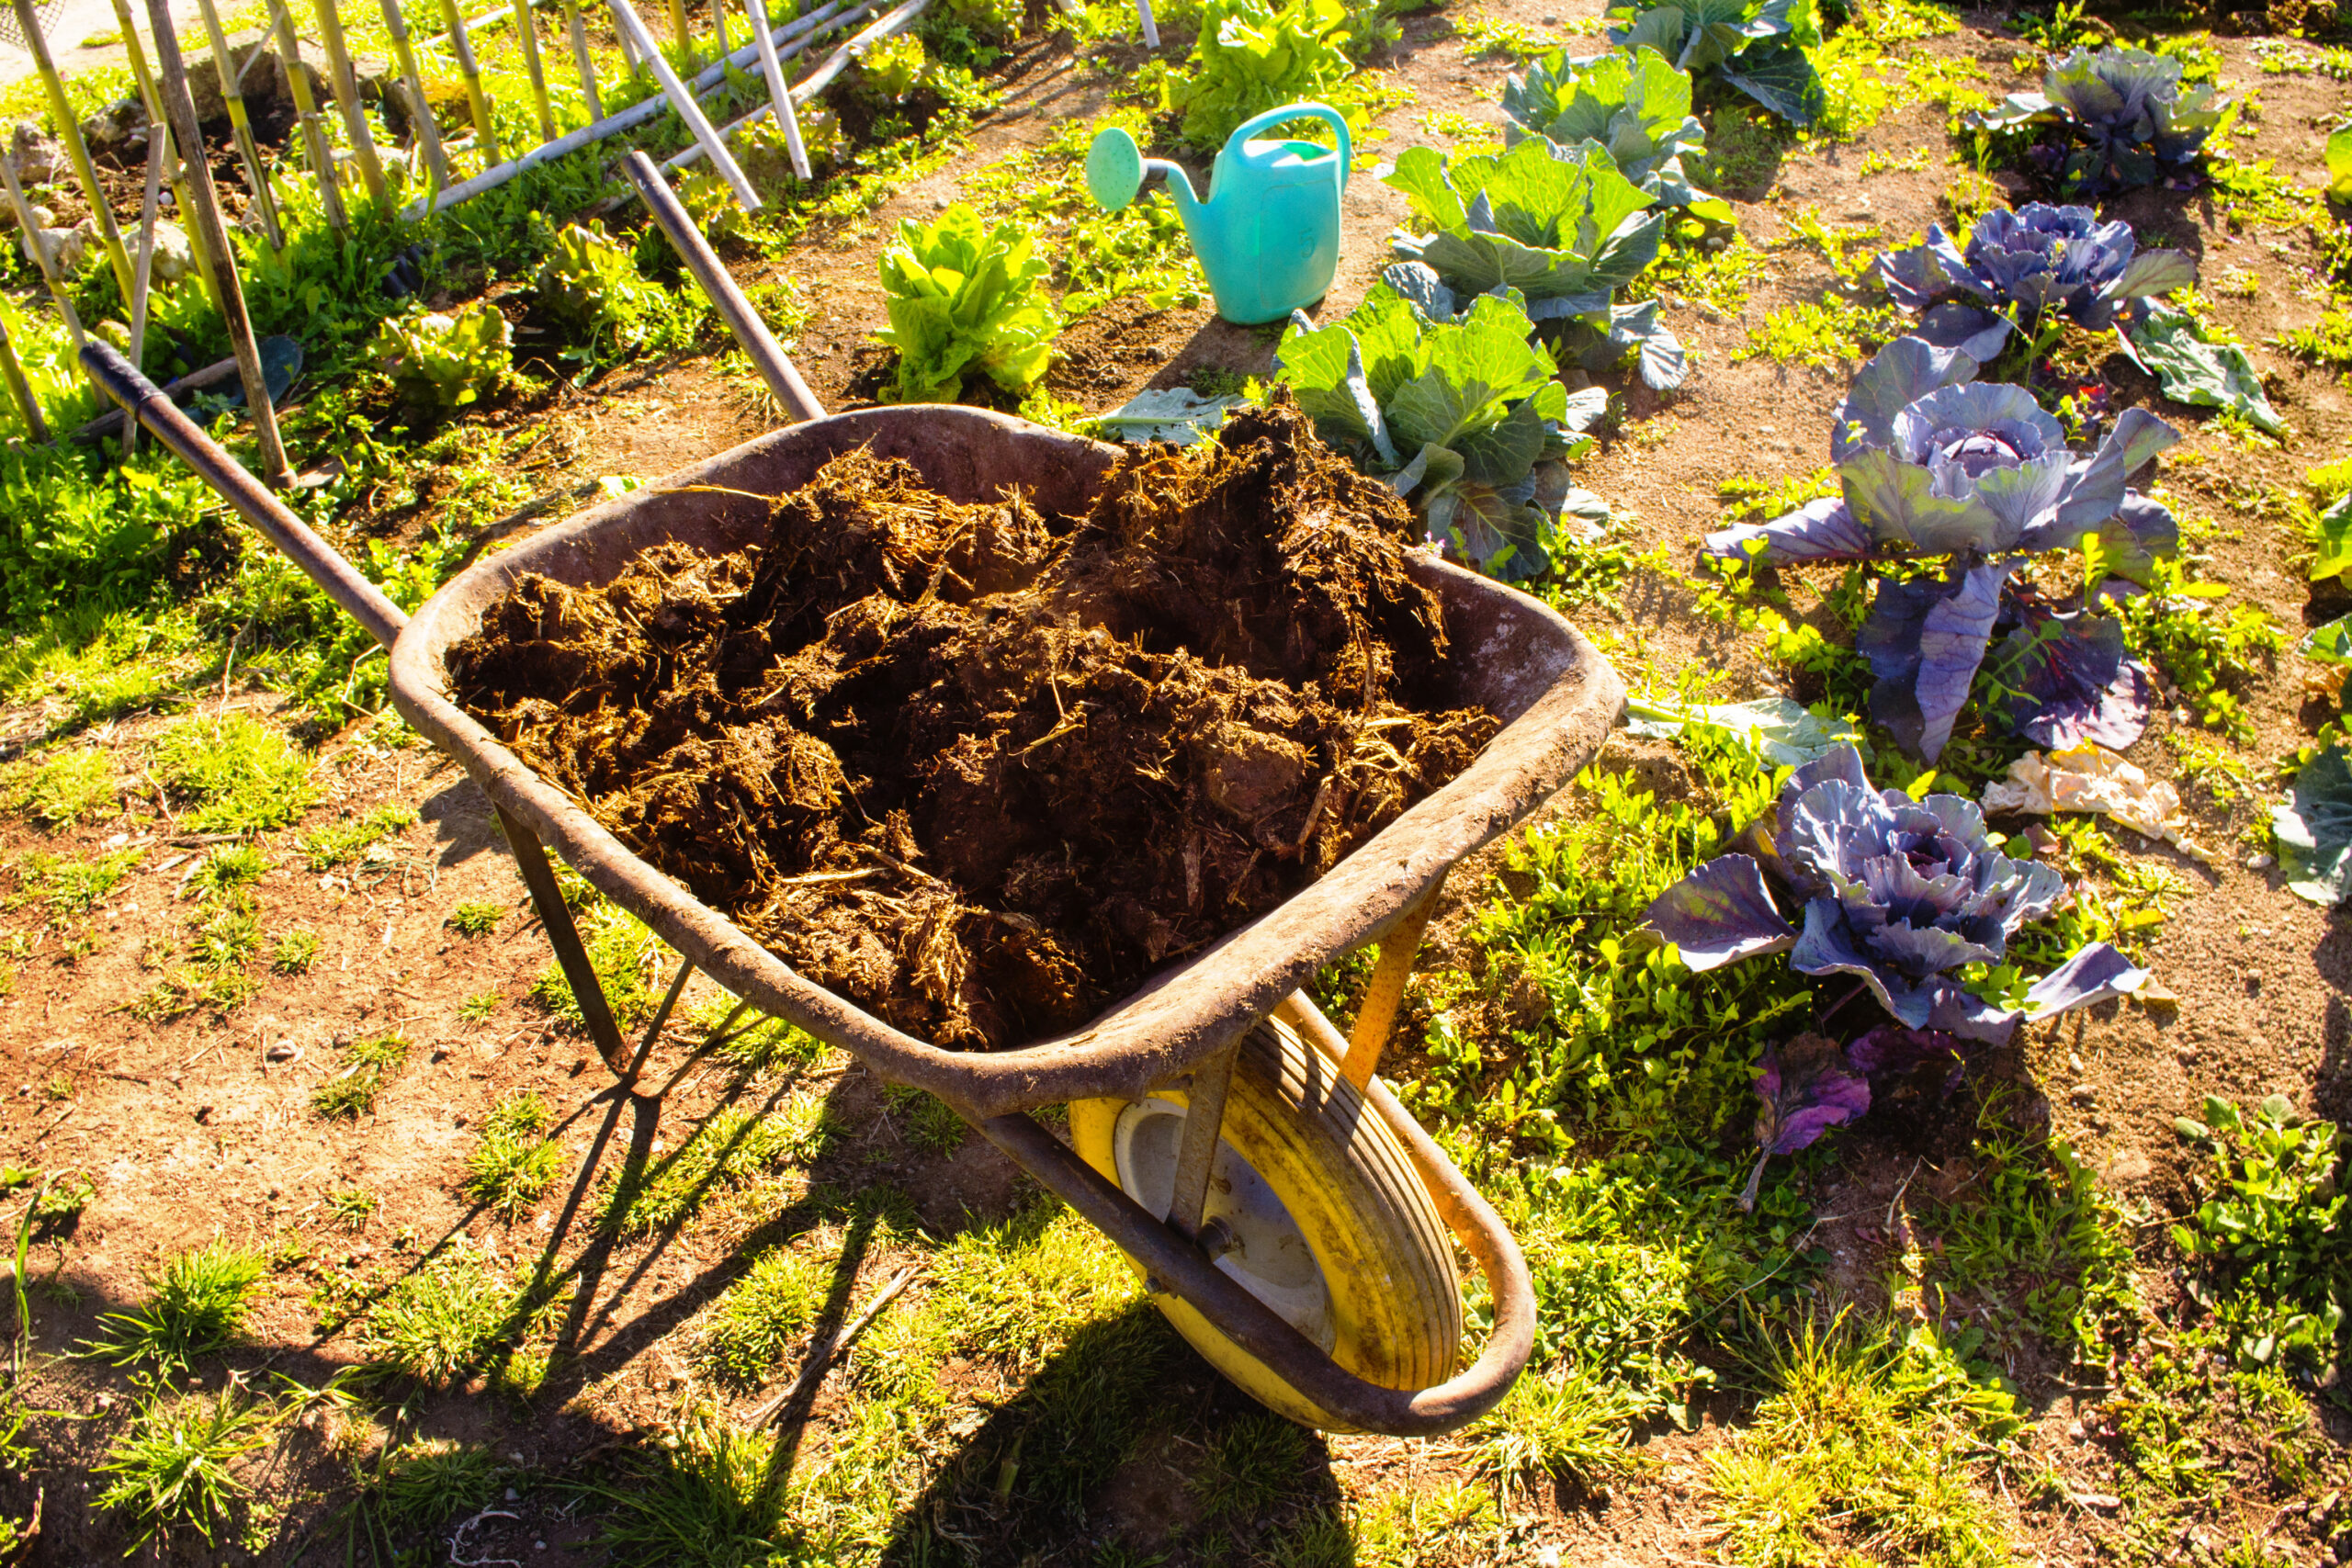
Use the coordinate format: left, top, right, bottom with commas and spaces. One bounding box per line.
445, 401, 1500, 1050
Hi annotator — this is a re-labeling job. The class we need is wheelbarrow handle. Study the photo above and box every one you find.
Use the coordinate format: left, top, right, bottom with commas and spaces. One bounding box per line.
79, 339, 408, 653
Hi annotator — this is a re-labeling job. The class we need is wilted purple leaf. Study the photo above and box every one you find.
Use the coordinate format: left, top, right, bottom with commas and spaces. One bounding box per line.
1643, 853, 1798, 971
1848, 1024, 1979, 1097
1702, 496, 1875, 567
1742, 1032, 1871, 1211
2022, 940, 2148, 1019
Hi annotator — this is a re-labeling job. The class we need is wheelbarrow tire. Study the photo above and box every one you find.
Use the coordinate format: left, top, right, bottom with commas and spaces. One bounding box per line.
1069, 1015, 1462, 1431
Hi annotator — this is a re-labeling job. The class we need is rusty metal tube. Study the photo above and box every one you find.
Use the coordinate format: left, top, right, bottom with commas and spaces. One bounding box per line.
622, 151, 825, 424
79, 341, 406, 651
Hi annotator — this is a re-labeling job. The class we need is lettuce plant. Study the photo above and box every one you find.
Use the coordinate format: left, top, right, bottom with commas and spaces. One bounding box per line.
1602, 0, 1823, 125
1161, 0, 1358, 151
371, 303, 512, 412
1385, 137, 1686, 389
874, 204, 1060, 404
1874, 203, 2194, 364
533, 222, 673, 360
1276, 277, 1607, 580
1499, 46, 1731, 222
1644, 742, 2146, 1043
1704, 338, 2180, 761
1973, 46, 2231, 197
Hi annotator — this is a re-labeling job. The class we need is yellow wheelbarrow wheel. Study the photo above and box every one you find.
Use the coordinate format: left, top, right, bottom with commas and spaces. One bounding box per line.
1069, 1014, 1462, 1431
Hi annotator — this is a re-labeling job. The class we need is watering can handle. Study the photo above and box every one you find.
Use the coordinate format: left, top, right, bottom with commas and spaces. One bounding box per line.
1227, 102, 1352, 189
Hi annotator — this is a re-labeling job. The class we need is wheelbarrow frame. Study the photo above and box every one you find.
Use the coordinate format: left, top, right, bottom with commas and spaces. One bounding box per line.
79, 179, 1622, 1437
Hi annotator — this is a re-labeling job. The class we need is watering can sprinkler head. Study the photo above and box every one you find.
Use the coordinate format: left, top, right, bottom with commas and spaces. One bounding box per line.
1083, 105, 1352, 327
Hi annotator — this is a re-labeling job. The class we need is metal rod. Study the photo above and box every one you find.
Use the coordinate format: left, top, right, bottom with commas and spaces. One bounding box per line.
510, 0, 560, 142
1339, 870, 1444, 1089
499, 806, 637, 1080
0, 314, 48, 443
380, 0, 453, 195
191, 0, 286, 250
743, 0, 808, 180
622, 151, 821, 421
405, 0, 854, 217
609, 0, 761, 209
73, 351, 242, 439
311, 0, 391, 207
435, 0, 503, 163
266, 0, 349, 228
610, 0, 641, 66
133, 0, 295, 487
10, 0, 139, 305
1136, 0, 1156, 47
106, 0, 224, 311
125, 129, 165, 458
1164, 1036, 1238, 1240
558, 0, 603, 120
661, 0, 917, 172
424, 0, 548, 49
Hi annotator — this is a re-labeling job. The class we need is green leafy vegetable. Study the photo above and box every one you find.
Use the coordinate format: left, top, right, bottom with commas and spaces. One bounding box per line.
873, 204, 1061, 404
1161, 0, 1359, 151
370, 304, 513, 411
1603, 0, 1825, 125
2327, 122, 2352, 204
1500, 45, 1732, 222
533, 221, 674, 360
1276, 280, 1606, 580
2275, 742, 2352, 905
2120, 300, 2284, 435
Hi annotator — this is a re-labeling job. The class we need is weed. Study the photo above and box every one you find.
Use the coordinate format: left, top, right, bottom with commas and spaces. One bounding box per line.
328, 1188, 379, 1231
881, 1084, 967, 1155
1734, 298, 1908, 368
2169, 733, 2257, 809
364, 1438, 503, 1537
1453, 8, 1559, 59
271, 929, 322, 974
458, 989, 501, 1025
367, 1243, 528, 1385
87, 1239, 268, 1375
297, 804, 418, 871
590, 1403, 788, 1567
2173, 1095, 2346, 1374
1718, 468, 1840, 525
600, 1100, 829, 1237
28, 1169, 93, 1229
314, 1031, 412, 1120
4, 747, 117, 829
1193, 1411, 1310, 1520
466, 1092, 564, 1221
447, 899, 505, 937
94, 1386, 273, 1552
1470, 1367, 1651, 1491
701, 1245, 825, 1387
14, 845, 142, 917
534, 902, 664, 1028
152, 712, 321, 834
2114, 558, 2281, 746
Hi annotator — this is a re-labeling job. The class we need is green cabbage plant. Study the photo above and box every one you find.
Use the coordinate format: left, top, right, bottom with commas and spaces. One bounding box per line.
1500, 45, 1732, 222
874, 204, 1060, 404
1603, 0, 1824, 125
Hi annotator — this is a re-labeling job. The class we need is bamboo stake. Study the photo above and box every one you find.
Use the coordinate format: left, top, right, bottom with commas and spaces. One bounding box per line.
9, 0, 139, 306
558, 0, 603, 120
435, 0, 503, 164
610, 0, 641, 67
668, 0, 689, 54
379, 0, 452, 195
664, 0, 921, 174
709, 0, 728, 57
310, 0, 390, 207
143, 0, 293, 487
266, 0, 349, 228
190, 0, 286, 251
743, 0, 808, 180
0, 153, 106, 415
105, 0, 224, 310
608, 0, 760, 209
125, 130, 165, 457
0, 313, 45, 443
510, 0, 559, 142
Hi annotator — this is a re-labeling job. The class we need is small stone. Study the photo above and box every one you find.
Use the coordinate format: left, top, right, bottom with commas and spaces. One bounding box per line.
265, 1043, 299, 1062
2248, 852, 2275, 870
505, 1487, 520, 1501
266, 1185, 281, 1199
2069, 1084, 2096, 1104
1537, 1550, 1562, 1568
2067, 1420, 2085, 1440
2068, 1052, 2085, 1075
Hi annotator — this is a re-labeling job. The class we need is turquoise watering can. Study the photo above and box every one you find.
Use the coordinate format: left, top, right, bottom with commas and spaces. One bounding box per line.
1084, 103, 1351, 326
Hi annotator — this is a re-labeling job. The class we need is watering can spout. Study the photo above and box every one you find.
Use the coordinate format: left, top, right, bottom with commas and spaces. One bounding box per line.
1083, 105, 1352, 326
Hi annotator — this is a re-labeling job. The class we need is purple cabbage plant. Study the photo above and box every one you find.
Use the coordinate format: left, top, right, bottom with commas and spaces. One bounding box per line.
1646, 745, 2149, 1206
1875, 203, 2196, 365
1704, 338, 2181, 761
1971, 46, 2231, 197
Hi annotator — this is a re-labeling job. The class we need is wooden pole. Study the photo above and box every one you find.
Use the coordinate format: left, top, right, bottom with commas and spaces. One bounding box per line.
265, 0, 349, 228
435, 0, 503, 164
743, 0, 807, 179
191, 0, 287, 251
310, 0, 391, 207
668, 0, 689, 55
610, 0, 641, 67
609, 0, 760, 209
558, 0, 603, 120
125, 129, 165, 457
144, 0, 294, 488
511, 0, 560, 142
379, 0, 453, 195
0, 314, 49, 443
709, 0, 729, 57
9, 0, 139, 306
105, 0, 224, 310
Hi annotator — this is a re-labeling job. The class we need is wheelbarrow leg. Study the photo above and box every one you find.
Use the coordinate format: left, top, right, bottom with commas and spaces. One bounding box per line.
499, 804, 642, 1084
1337, 870, 1447, 1089
1165, 1035, 1239, 1243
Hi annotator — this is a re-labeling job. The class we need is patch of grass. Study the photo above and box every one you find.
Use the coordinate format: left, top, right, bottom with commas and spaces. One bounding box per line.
2171, 1095, 2346, 1375
1734, 298, 1908, 368
313, 1031, 412, 1120
590, 1404, 788, 1568
1470, 1367, 1652, 1492
359, 1438, 503, 1538
447, 899, 505, 937
328, 1188, 379, 1231
1718, 468, 1840, 525
689, 995, 826, 1073
465, 1092, 564, 1221
14, 845, 142, 917
1193, 1412, 1311, 1522
599, 1099, 830, 1237
152, 712, 322, 834
1452, 8, 1560, 60
271, 929, 321, 974
1641, 235, 1770, 317
297, 803, 418, 871
881, 1084, 967, 1155
87, 1240, 268, 1375
93, 1387, 273, 1553
533, 901, 664, 1028
4, 747, 118, 829
458, 989, 501, 1025
367, 1243, 528, 1385
701, 1245, 826, 1387
1706, 1316, 2020, 1565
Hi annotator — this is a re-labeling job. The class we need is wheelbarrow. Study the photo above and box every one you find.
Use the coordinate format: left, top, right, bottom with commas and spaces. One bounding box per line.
79, 154, 1623, 1437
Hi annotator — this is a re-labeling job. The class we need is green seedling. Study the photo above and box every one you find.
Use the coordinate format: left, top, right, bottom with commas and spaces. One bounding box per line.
458, 990, 500, 1025
465, 1092, 563, 1221
328, 1188, 379, 1231
447, 900, 505, 938
272, 930, 322, 974
2173, 1095, 2346, 1373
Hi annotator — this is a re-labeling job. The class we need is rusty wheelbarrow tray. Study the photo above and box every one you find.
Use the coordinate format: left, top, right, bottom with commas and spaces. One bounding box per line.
79, 164, 1623, 1439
